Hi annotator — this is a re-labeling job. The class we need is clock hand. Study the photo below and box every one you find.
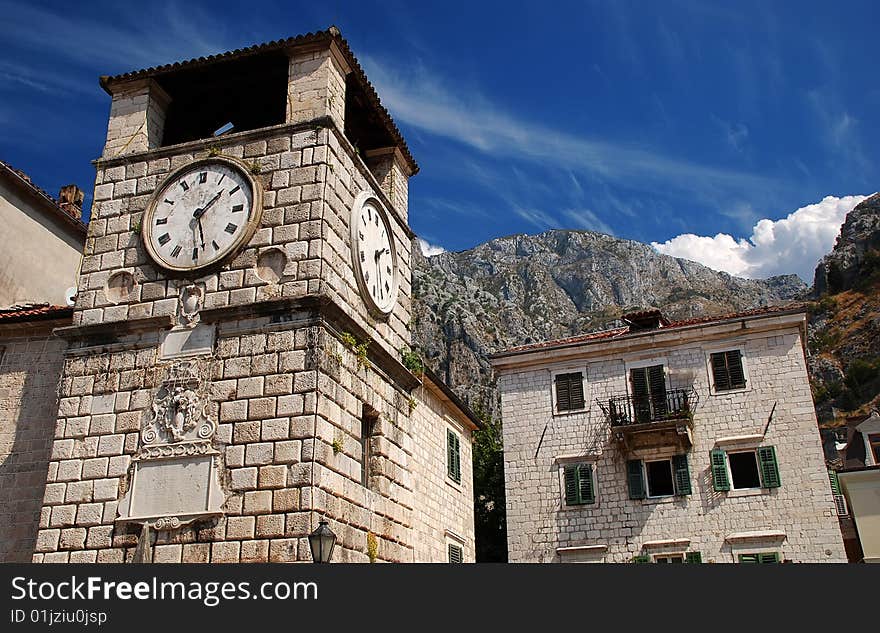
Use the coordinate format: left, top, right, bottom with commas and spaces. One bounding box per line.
193, 191, 223, 219
197, 218, 206, 249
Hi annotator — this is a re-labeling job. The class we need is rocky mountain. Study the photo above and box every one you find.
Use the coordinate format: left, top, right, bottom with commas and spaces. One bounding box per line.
411, 229, 807, 417
806, 194, 880, 439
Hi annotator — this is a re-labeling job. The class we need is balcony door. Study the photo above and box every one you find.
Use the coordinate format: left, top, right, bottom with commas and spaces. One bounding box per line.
630, 364, 667, 422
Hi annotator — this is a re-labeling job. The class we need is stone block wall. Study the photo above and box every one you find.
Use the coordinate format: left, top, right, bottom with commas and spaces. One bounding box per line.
0, 324, 67, 562
499, 324, 847, 563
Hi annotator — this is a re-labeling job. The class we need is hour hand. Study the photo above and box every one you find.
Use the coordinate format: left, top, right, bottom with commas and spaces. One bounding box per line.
193, 191, 222, 218
197, 218, 205, 248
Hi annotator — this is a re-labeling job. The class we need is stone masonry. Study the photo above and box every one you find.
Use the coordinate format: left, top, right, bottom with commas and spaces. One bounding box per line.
493, 310, 847, 563
32, 30, 476, 563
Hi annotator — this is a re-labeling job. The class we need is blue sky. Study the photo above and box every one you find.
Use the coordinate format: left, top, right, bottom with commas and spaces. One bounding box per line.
1, 0, 877, 281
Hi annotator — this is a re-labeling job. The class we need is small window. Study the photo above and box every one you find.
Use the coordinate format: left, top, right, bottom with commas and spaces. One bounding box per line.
710, 350, 746, 391
360, 407, 378, 489
448, 543, 463, 564
728, 451, 761, 489
447, 429, 461, 484
554, 371, 585, 412
563, 463, 596, 506
738, 552, 779, 564
645, 459, 675, 497
869, 434, 880, 463
654, 554, 684, 564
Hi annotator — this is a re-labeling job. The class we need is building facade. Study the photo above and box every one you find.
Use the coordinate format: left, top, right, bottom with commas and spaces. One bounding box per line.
492, 307, 847, 563
28, 28, 477, 564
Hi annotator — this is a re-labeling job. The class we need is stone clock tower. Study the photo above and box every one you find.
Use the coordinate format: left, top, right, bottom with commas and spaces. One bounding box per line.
33, 27, 479, 563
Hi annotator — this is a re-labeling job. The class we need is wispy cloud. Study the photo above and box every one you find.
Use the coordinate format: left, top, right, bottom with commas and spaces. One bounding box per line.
417, 238, 446, 257
561, 208, 615, 235
652, 194, 869, 281
362, 55, 780, 201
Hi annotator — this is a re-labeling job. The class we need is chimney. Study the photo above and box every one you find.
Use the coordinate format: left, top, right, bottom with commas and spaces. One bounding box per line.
622, 309, 668, 331
58, 184, 84, 220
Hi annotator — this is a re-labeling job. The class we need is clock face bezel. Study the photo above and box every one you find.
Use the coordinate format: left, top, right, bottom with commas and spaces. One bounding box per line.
350, 191, 399, 318
142, 156, 263, 275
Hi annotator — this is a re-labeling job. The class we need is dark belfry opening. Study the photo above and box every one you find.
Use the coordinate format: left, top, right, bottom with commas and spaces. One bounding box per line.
344, 74, 396, 156
158, 51, 289, 147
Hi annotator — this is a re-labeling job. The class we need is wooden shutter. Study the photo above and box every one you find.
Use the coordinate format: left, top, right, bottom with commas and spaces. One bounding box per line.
563, 465, 579, 505
710, 352, 731, 391
631, 368, 649, 399
448, 543, 463, 564
738, 554, 759, 563
631, 554, 650, 563
828, 469, 841, 495
673, 454, 692, 496
757, 446, 781, 488
577, 463, 595, 504
627, 459, 646, 499
447, 430, 461, 483
759, 553, 779, 564
710, 449, 730, 491
555, 372, 584, 412
725, 350, 746, 388
685, 551, 702, 563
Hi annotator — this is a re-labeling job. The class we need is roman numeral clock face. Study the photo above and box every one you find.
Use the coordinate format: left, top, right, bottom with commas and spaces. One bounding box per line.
351, 193, 399, 316
143, 158, 261, 273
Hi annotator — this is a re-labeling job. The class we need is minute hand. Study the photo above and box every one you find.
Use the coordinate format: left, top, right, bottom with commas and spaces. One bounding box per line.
193, 192, 222, 219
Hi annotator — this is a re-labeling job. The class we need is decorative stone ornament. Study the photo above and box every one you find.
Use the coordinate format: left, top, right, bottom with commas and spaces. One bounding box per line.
178, 284, 204, 326
142, 156, 263, 274
350, 191, 399, 316
117, 361, 225, 529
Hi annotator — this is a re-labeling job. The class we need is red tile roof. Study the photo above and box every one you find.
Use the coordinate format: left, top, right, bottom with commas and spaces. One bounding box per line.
0, 161, 88, 235
497, 304, 804, 355
0, 304, 73, 324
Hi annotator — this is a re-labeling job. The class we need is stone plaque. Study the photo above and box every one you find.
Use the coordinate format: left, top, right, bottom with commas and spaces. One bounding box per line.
120, 455, 222, 522
160, 324, 215, 359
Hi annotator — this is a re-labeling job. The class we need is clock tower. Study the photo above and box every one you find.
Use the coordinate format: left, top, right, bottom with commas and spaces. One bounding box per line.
33, 27, 478, 563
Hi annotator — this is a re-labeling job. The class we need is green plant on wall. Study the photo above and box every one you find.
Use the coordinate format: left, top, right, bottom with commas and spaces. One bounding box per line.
207, 145, 222, 157
366, 531, 378, 563
131, 219, 142, 235
400, 348, 424, 376
407, 396, 418, 413
331, 436, 343, 455
340, 331, 370, 370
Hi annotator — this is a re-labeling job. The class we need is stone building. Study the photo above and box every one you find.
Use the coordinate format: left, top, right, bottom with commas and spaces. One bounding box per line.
491, 306, 847, 563
0, 165, 85, 562
28, 27, 478, 564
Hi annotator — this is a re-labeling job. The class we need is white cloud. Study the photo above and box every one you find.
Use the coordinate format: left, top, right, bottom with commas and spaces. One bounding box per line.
651, 194, 869, 281
417, 238, 446, 257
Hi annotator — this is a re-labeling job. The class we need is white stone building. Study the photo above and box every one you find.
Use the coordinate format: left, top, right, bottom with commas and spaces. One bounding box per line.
491, 307, 847, 563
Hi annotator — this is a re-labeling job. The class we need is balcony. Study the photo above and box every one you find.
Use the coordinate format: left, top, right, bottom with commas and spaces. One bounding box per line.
598, 388, 698, 453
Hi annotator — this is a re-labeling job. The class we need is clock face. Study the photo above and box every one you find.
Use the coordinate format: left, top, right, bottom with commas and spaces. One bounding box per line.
143, 158, 261, 272
351, 193, 399, 315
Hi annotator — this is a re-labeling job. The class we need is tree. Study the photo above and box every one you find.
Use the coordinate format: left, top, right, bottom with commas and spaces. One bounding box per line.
472, 408, 508, 562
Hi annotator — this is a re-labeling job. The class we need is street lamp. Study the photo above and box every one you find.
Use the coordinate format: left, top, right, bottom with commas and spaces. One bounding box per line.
308, 519, 337, 563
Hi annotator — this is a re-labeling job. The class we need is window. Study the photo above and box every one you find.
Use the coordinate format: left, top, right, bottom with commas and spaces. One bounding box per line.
360, 406, 378, 488
554, 371, 585, 412
870, 434, 880, 463
654, 554, 684, 564
710, 446, 781, 491
627, 455, 691, 499
828, 469, 848, 516
447, 543, 463, 564
738, 552, 779, 564
563, 463, 595, 506
630, 364, 667, 421
710, 350, 747, 391
447, 429, 461, 484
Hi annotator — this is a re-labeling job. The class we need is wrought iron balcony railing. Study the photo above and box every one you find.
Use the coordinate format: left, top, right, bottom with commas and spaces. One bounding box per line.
600, 388, 697, 427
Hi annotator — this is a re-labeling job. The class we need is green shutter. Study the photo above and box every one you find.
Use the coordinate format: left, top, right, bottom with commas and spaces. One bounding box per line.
577, 463, 595, 504
555, 374, 571, 412
569, 374, 585, 410
710, 449, 730, 491
631, 368, 649, 399
710, 352, 730, 390
759, 552, 779, 564
631, 554, 650, 563
563, 465, 579, 506
447, 430, 461, 484
726, 350, 746, 388
757, 446, 780, 488
685, 551, 702, 563
627, 459, 646, 499
448, 543, 463, 563
673, 454, 692, 496
738, 554, 759, 563
828, 469, 841, 495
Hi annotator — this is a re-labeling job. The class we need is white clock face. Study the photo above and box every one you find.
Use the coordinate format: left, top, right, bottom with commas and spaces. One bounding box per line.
352, 194, 398, 315
143, 158, 260, 272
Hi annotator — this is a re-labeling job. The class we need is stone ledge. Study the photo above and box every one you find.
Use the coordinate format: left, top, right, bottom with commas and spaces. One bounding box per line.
725, 530, 786, 543
556, 544, 607, 554
642, 538, 691, 549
